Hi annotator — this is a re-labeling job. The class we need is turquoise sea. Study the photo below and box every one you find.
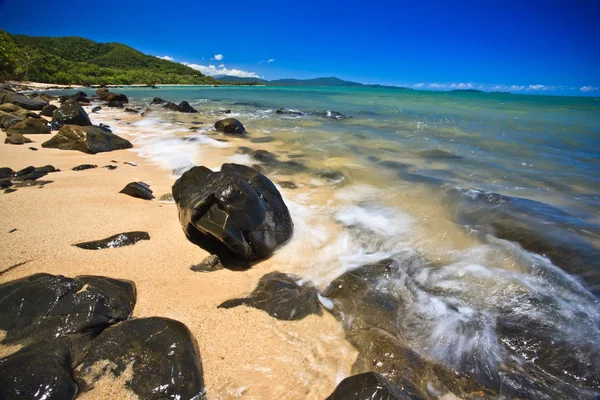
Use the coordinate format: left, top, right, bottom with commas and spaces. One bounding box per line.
56, 85, 600, 397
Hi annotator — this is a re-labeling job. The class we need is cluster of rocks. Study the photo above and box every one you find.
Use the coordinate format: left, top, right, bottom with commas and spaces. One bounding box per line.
0, 273, 205, 399
0, 164, 59, 194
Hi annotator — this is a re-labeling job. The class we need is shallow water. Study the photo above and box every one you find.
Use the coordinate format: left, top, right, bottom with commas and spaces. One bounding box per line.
56, 86, 600, 397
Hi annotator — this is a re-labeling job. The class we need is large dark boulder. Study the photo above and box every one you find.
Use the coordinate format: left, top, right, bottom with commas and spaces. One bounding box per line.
219, 272, 321, 320
42, 124, 133, 154
40, 103, 58, 117
51, 99, 92, 129
326, 372, 423, 400
0, 90, 47, 110
0, 337, 85, 400
178, 101, 197, 113
75, 317, 205, 399
0, 273, 136, 346
6, 117, 51, 135
214, 118, 245, 135
172, 163, 293, 262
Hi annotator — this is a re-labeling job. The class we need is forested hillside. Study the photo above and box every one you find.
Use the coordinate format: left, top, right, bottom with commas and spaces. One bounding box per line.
0, 31, 217, 85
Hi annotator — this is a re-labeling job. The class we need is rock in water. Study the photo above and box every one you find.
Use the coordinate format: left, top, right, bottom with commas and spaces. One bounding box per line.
214, 118, 245, 135
6, 117, 51, 135
119, 182, 154, 200
0, 338, 81, 400
75, 317, 205, 400
42, 124, 132, 154
178, 101, 197, 113
72, 164, 97, 171
40, 103, 58, 117
172, 163, 294, 262
190, 254, 223, 272
74, 231, 150, 250
151, 97, 166, 104
218, 272, 321, 320
107, 100, 124, 108
0, 273, 136, 346
326, 372, 423, 400
51, 99, 92, 129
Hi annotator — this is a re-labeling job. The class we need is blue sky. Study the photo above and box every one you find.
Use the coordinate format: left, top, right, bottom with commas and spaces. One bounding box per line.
1, 0, 598, 95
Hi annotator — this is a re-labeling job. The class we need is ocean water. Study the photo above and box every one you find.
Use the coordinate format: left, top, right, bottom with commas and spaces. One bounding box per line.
59, 86, 600, 397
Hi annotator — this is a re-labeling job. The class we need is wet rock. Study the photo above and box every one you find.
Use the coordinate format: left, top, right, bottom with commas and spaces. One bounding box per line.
378, 160, 411, 171
417, 149, 461, 159
6, 117, 51, 135
0, 338, 82, 400
151, 97, 166, 104
320, 110, 352, 120
445, 188, 600, 295
0, 91, 47, 110
276, 108, 304, 116
124, 108, 138, 114
72, 164, 97, 171
75, 317, 205, 400
140, 108, 151, 117
51, 99, 92, 129
0, 179, 13, 188
178, 101, 197, 113
119, 182, 154, 200
316, 169, 345, 185
250, 136, 276, 143
172, 163, 294, 262
159, 192, 174, 201
326, 372, 423, 400
40, 103, 58, 117
96, 88, 128, 103
219, 272, 321, 320
190, 254, 223, 272
103, 164, 117, 170
243, 149, 306, 174
107, 100, 124, 108
74, 231, 150, 249
162, 102, 180, 111
42, 124, 132, 154
91, 106, 102, 113
0, 167, 15, 179
214, 118, 245, 135
12, 165, 58, 181
124, 161, 137, 166
0, 114, 23, 129
4, 132, 32, 144
0, 273, 136, 346
29, 146, 37, 151
277, 181, 297, 189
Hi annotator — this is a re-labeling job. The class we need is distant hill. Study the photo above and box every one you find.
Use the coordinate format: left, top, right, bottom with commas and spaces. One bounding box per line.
0, 31, 216, 85
217, 75, 411, 89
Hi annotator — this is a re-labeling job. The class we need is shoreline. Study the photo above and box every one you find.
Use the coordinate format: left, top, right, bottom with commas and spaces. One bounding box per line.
0, 93, 356, 398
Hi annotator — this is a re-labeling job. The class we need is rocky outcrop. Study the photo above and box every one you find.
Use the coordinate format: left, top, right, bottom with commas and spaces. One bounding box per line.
0, 90, 47, 110
0, 273, 136, 346
214, 118, 245, 135
119, 182, 154, 200
96, 88, 128, 103
40, 103, 58, 117
73, 231, 150, 249
151, 97, 166, 104
51, 99, 92, 129
162, 101, 197, 113
6, 117, 51, 135
172, 164, 293, 262
75, 317, 205, 400
219, 272, 321, 320
42, 125, 133, 154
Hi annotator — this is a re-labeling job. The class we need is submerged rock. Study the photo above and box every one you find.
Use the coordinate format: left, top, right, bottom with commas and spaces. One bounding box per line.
6, 117, 51, 135
0, 338, 82, 400
172, 163, 294, 262
417, 149, 461, 159
320, 110, 352, 120
42, 124, 132, 154
214, 118, 245, 135
326, 372, 422, 400
190, 254, 223, 272
119, 182, 154, 200
250, 136, 276, 143
75, 317, 205, 400
72, 164, 97, 171
316, 169, 345, 185
239, 148, 306, 175
40, 103, 58, 117
219, 272, 321, 320
73, 231, 150, 249
0, 273, 136, 346
51, 99, 92, 129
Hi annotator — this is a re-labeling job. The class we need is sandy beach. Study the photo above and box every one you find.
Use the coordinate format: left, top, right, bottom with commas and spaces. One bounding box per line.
0, 97, 357, 399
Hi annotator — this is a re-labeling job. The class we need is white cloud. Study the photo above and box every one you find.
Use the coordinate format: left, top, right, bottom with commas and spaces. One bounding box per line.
408, 82, 569, 93
156, 55, 174, 61
413, 83, 425, 88
527, 84, 546, 91
580, 85, 598, 92
182, 62, 258, 78
449, 82, 473, 89
428, 83, 443, 88
267, 59, 275, 63
212, 54, 224, 61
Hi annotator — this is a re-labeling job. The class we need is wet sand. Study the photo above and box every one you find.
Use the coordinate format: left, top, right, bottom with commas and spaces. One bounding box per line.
0, 106, 357, 399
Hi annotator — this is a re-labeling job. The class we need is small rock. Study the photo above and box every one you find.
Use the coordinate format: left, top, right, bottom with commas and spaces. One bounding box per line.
151, 97, 166, 104
190, 254, 223, 272
124, 161, 137, 166
159, 193, 174, 202
73, 231, 150, 249
72, 164, 97, 171
4, 133, 32, 145
103, 165, 117, 170
8, 228, 17, 233
29, 147, 37, 151
124, 108, 138, 114
91, 106, 102, 113
107, 100, 124, 108
277, 181, 297, 189
120, 182, 154, 200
